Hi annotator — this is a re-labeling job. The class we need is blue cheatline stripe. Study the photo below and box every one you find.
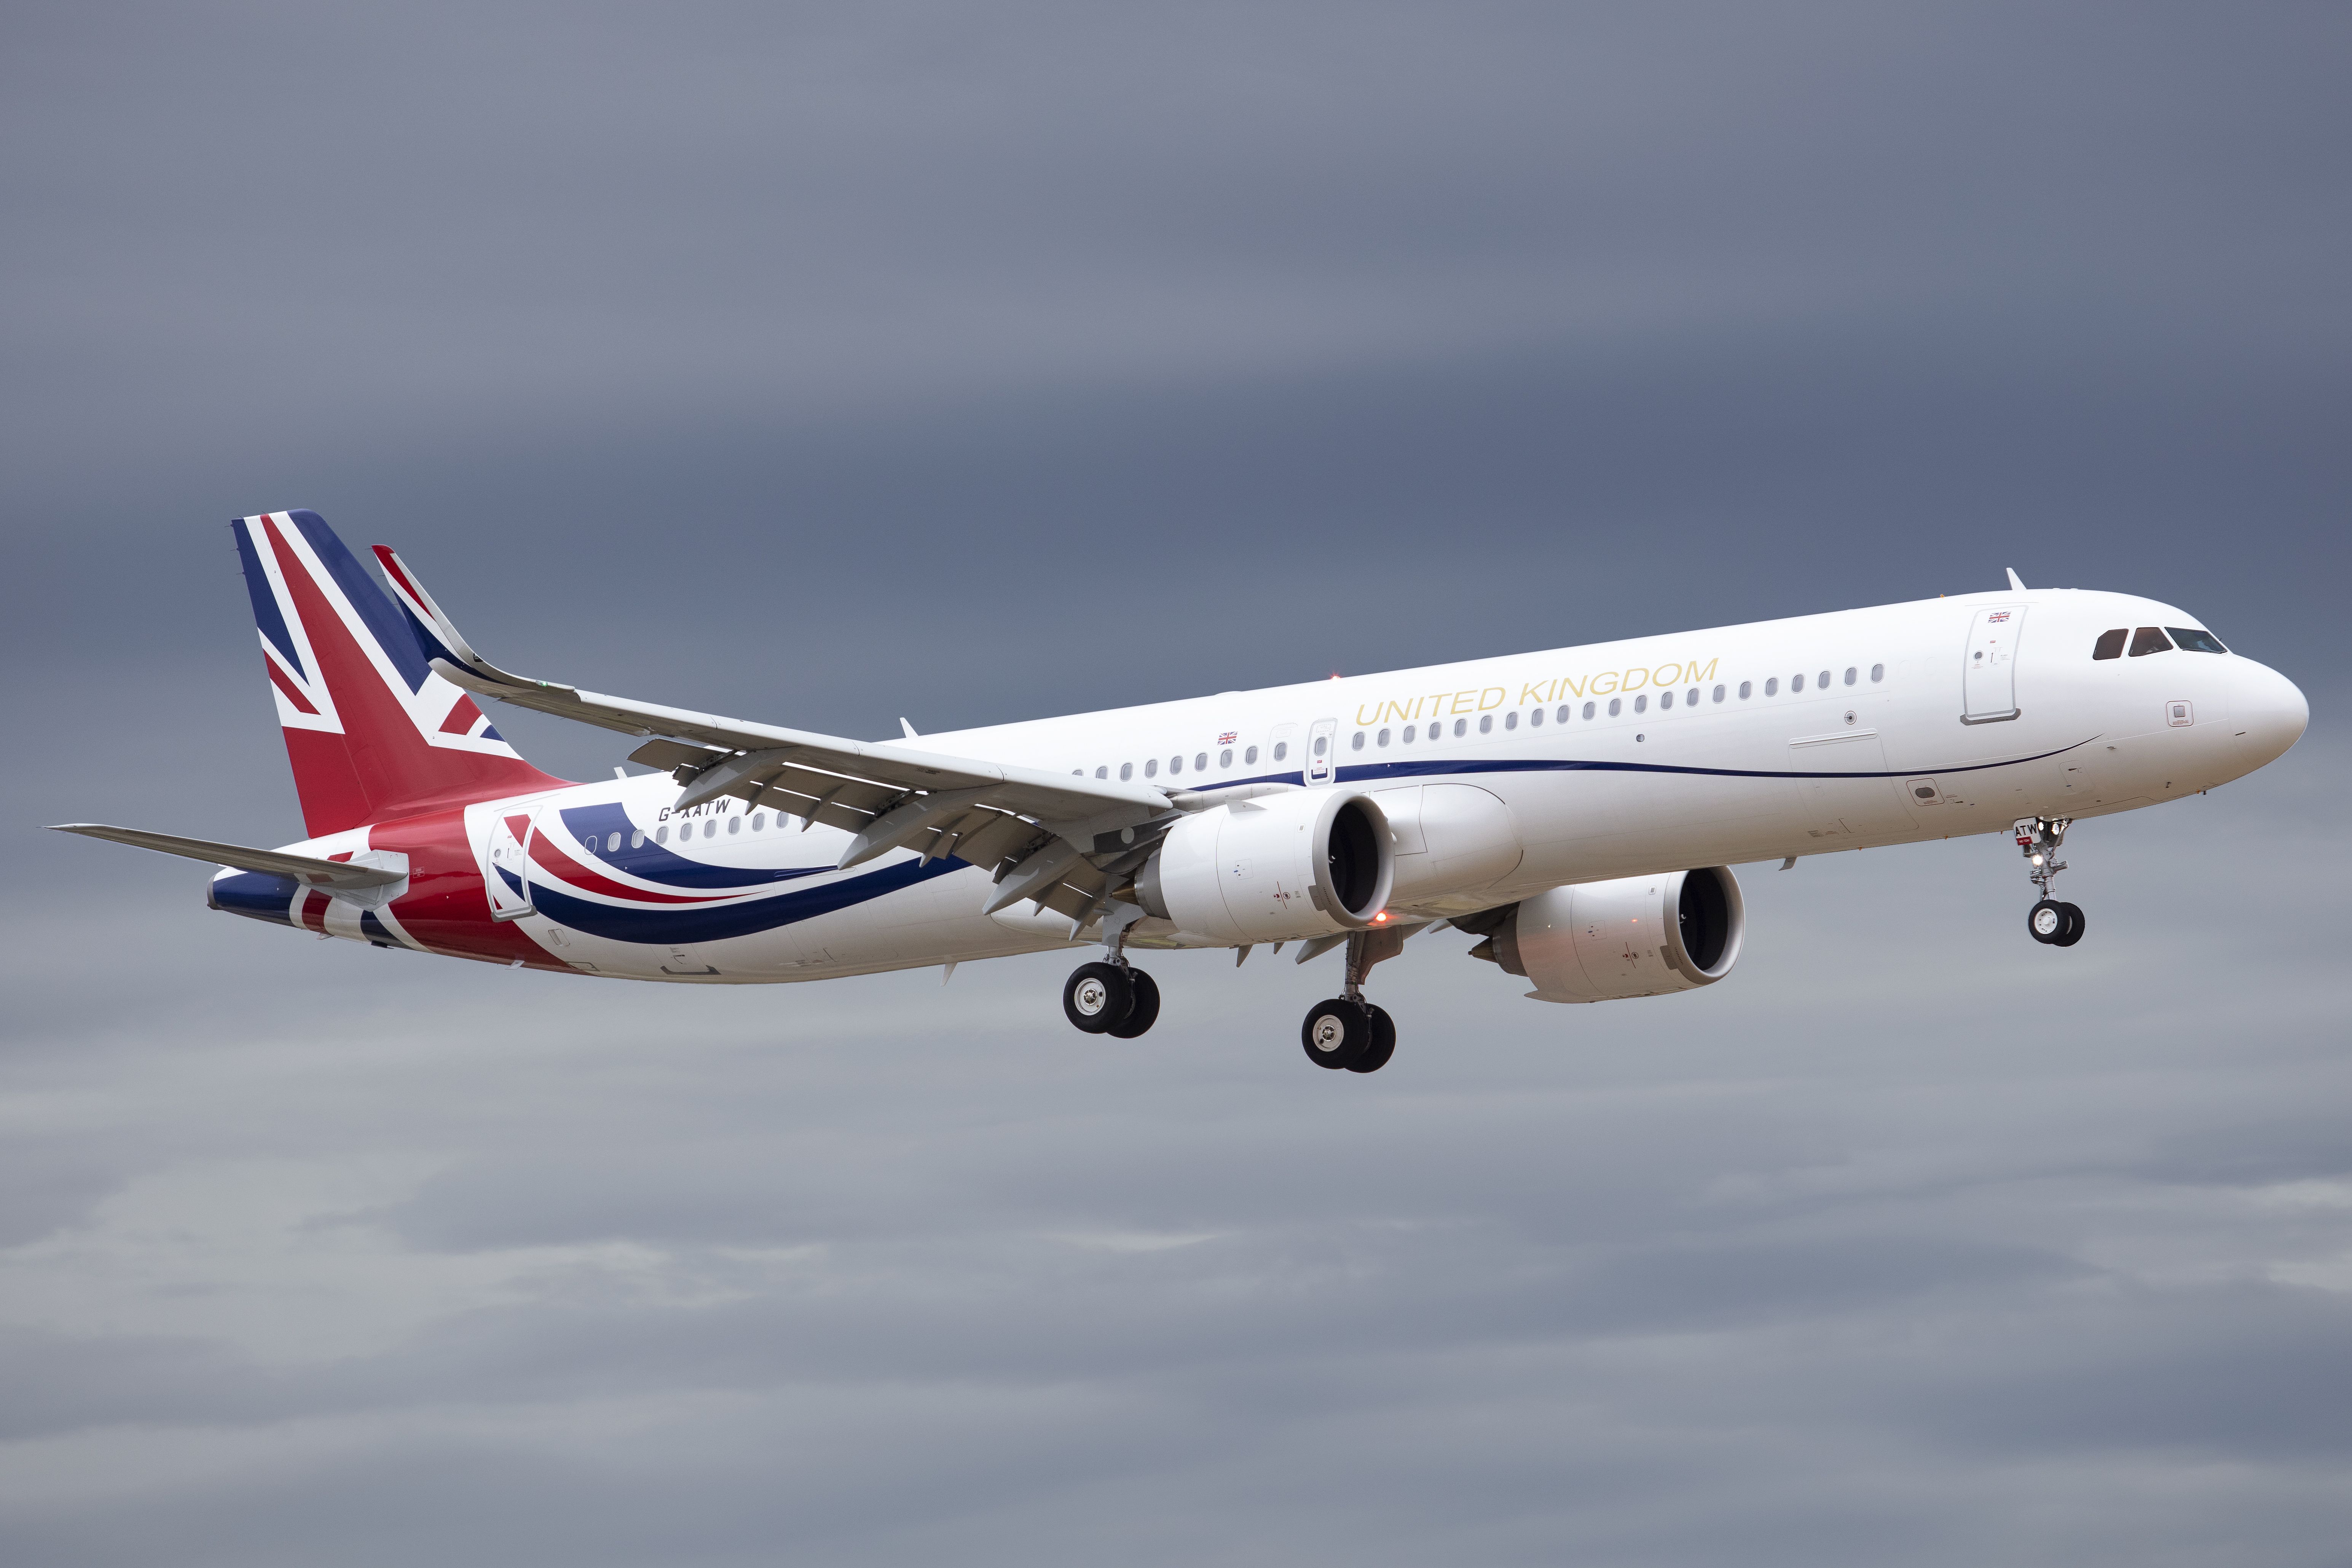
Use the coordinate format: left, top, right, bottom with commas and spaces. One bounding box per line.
1118, 738, 2085, 797
230, 518, 305, 680
514, 854, 969, 945
554, 802, 838, 890
1332, 738, 2089, 785
359, 909, 395, 943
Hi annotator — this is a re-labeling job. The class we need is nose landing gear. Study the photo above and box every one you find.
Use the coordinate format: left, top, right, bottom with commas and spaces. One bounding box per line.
2016, 817, 2086, 947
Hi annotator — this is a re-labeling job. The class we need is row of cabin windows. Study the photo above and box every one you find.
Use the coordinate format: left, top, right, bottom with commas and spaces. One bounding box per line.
646, 812, 787, 845
2092, 626, 2227, 660
1076, 742, 1286, 783
1066, 661, 1892, 775
1349, 663, 1886, 748
627, 652, 1902, 850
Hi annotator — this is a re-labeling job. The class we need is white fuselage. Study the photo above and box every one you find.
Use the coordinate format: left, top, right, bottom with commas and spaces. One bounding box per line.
311, 585, 2306, 981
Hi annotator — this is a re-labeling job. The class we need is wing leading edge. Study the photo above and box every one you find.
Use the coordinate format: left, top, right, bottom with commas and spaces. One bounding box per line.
372, 544, 1176, 921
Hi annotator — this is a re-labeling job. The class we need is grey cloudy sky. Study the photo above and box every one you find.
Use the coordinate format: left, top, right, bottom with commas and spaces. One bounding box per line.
4, 4, 2349, 1564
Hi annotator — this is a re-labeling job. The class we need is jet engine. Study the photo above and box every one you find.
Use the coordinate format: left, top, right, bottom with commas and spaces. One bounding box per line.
1137, 789, 1395, 945
1463, 866, 1745, 1003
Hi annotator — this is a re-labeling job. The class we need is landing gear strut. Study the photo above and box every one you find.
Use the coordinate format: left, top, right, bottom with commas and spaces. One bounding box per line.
2016, 816, 2085, 947
1063, 904, 1161, 1037
1300, 927, 1402, 1074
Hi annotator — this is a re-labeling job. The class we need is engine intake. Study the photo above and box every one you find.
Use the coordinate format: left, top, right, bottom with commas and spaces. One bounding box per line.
1465, 866, 1745, 1003
1137, 789, 1395, 945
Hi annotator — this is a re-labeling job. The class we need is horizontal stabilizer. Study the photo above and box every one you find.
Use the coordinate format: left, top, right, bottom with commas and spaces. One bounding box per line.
48, 823, 404, 891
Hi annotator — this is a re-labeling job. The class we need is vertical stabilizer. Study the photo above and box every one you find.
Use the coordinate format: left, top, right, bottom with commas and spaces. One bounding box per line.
232, 510, 567, 836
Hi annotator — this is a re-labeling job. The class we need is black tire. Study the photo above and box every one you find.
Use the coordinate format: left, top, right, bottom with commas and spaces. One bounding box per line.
2053, 902, 2086, 947
2027, 899, 2065, 945
1107, 969, 1161, 1038
1301, 998, 1370, 1071
1347, 1005, 1396, 1074
1063, 962, 1134, 1034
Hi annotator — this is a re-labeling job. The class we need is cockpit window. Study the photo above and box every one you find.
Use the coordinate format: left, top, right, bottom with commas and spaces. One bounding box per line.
2091, 628, 2126, 661
2166, 627, 2228, 654
2128, 626, 2173, 657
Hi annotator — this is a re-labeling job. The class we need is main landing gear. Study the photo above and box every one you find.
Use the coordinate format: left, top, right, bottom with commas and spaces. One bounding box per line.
1300, 926, 1407, 1074
1062, 911, 1161, 1038
2016, 816, 2086, 948
1062, 961, 1161, 1037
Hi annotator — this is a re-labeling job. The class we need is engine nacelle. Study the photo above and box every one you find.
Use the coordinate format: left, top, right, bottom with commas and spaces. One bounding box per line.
1470, 866, 1745, 1003
1137, 789, 1396, 945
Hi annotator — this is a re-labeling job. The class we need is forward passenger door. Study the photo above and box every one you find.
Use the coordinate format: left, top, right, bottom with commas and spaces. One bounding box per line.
1963, 606, 2025, 723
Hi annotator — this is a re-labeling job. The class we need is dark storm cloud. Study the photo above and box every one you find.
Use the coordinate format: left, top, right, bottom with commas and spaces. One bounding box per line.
4, 3, 2349, 1565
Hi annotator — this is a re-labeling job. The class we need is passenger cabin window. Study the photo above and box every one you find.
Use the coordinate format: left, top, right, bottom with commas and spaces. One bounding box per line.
1765, 678, 1778, 696
1454, 718, 1468, 736
1686, 687, 1699, 705
1557, 705, 1571, 723
1843, 667, 1857, 686
1145, 759, 1158, 777
1120, 762, 1133, 780
1167, 756, 1180, 775
1351, 731, 1366, 750
1659, 691, 1674, 709
1870, 664, 1884, 682
1634, 694, 1647, 713
1738, 681, 1751, 699
1271, 742, 1285, 761
1195, 752, 1207, 771
2168, 627, 2228, 654
1529, 707, 1543, 727
2092, 629, 2127, 660
1791, 673, 1805, 692
2129, 626, 2173, 657
1377, 728, 1391, 747
1403, 725, 1416, 743
1244, 745, 1257, 764
1712, 684, 1725, 703
1095, 766, 1108, 778
1503, 711, 1517, 729
1479, 714, 1494, 733
1311, 736, 1325, 756
1220, 748, 1233, 767
1607, 698, 1622, 717
727, 816, 741, 835
1581, 702, 1595, 720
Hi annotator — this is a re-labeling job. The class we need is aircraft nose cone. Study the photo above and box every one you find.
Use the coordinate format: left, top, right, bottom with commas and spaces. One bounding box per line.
2235, 659, 2309, 766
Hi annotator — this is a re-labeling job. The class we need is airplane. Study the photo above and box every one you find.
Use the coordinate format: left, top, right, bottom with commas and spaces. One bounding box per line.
54, 510, 2307, 1074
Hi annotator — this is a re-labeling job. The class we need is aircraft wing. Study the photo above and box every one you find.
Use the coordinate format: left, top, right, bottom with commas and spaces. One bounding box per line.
48, 824, 405, 890
375, 545, 1174, 913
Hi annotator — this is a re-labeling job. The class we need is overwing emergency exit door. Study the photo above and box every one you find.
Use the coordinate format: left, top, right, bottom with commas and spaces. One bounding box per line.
1962, 605, 2025, 724
1307, 718, 1338, 784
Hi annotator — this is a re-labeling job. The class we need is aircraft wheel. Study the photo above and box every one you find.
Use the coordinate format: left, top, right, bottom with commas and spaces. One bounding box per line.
1347, 1005, 1396, 1074
1064, 962, 1134, 1034
2027, 899, 2065, 945
1107, 968, 1161, 1038
2053, 902, 2086, 947
1301, 998, 1372, 1071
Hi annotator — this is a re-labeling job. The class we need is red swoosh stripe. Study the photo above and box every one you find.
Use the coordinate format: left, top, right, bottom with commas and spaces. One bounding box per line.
523, 828, 734, 905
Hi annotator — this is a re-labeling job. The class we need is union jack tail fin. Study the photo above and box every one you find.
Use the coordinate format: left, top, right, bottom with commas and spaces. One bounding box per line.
232, 510, 567, 837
